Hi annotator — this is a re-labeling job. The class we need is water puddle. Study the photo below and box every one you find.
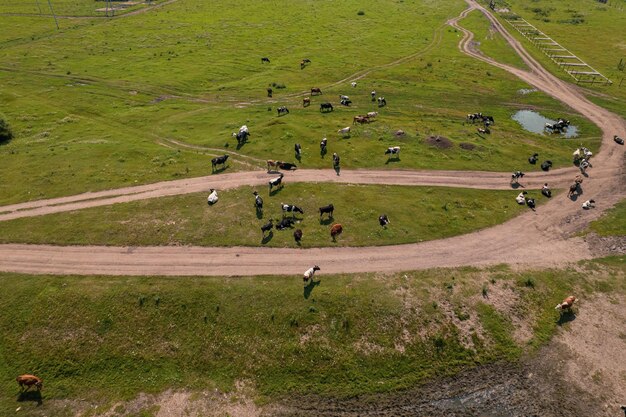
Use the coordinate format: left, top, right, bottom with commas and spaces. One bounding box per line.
511, 109, 578, 138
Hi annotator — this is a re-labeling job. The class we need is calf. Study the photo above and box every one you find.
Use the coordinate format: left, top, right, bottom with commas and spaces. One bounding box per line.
330, 224, 343, 241
277, 106, 289, 116
379, 214, 390, 227
276, 217, 294, 230
385, 146, 400, 158
261, 219, 274, 236
269, 173, 284, 192
281, 203, 304, 217
211, 155, 229, 171
320, 138, 328, 154
319, 204, 334, 219
293, 229, 303, 244
16, 375, 42, 392
555, 295, 576, 311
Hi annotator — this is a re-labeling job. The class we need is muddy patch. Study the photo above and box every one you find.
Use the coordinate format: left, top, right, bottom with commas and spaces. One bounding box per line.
459, 142, 476, 151
425, 135, 452, 149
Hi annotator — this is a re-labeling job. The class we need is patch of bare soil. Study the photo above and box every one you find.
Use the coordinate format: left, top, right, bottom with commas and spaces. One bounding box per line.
585, 233, 626, 257
425, 135, 452, 149
458, 142, 475, 150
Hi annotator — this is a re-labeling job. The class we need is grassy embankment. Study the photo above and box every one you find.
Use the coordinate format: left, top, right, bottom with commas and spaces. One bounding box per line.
0, 0, 601, 205
0, 258, 624, 416
0, 183, 538, 247
589, 198, 626, 236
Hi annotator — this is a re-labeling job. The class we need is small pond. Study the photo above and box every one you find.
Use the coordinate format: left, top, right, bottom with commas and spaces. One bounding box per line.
511, 109, 578, 138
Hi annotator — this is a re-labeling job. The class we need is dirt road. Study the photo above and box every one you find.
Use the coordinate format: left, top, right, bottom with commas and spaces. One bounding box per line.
0, 0, 623, 277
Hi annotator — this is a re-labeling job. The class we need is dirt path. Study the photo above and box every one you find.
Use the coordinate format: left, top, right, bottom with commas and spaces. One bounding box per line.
0, 0, 623, 277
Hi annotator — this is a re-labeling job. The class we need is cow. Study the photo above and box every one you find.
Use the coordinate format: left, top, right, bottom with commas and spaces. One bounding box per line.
319, 204, 334, 219
278, 161, 297, 170
276, 217, 294, 230
267, 160, 280, 172
281, 203, 304, 217
16, 375, 42, 392
207, 188, 218, 205
320, 138, 328, 154
294, 229, 303, 244
261, 57, 270, 63
261, 219, 273, 236
294, 143, 302, 158
353, 115, 369, 124
615, 135, 625, 145
579, 158, 591, 174
541, 183, 552, 198
385, 146, 400, 158
211, 155, 229, 171
320, 102, 334, 112
253, 191, 263, 211
477, 127, 490, 135
481, 115, 495, 124
351, 82, 357, 88
528, 153, 539, 164
526, 198, 536, 210
516, 191, 528, 205
541, 160, 553, 171
332, 152, 340, 168
267, 87, 273, 97
367, 111, 378, 118
568, 182, 580, 198
311, 87, 322, 96
371, 90, 376, 101
277, 106, 289, 116
377, 97, 386, 107
555, 295, 576, 311
511, 171, 525, 185
379, 214, 390, 227
330, 224, 343, 241
269, 173, 284, 192
303, 265, 320, 285
337, 127, 350, 137
340, 98, 352, 106
339, 95, 350, 101
582, 199, 595, 209
303, 97, 310, 107
301, 59, 311, 69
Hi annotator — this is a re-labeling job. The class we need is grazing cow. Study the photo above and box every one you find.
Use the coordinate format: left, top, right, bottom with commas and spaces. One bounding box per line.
277, 106, 289, 116
267, 87, 273, 97
351, 82, 357, 88
281, 203, 304, 217
211, 155, 229, 171
232, 125, 249, 146
330, 223, 343, 241
516, 191, 528, 205
253, 191, 263, 210
337, 127, 351, 137
614, 135, 624, 145
511, 171, 525, 184
385, 146, 400, 158
582, 199, 595, 209
294, 143, 302, 158
311, 87, 322, 96
545, 118, 569, 132
261, 57, 270, 63
302, 265, 320, 285
339, 95, 350, 101
568, 182, 580, 198
294, 229, 303, 244
579, 158, 591, 174
261, 219, 274, 236
481, 115, 495, 124
267, 160, 280, 172
528, 153, 539, 164
302, 58, 311, 64
526, 198, 536, 210
276, 217, 294, 230
379, 214, 390, 227
541, 160, 553, 171
278, 161, 297, 170
320, 102, 334, 112
207, 188, 218, 205
16, 375, 43, 392
367, 111, 378, 118
541, 183, 552, 198
377, 97, 386, 107
353, 115, 369, 124
319, 204, 334, 219
303, 97, 310, 107
477, 127, 490, 134
320, 138, 328, 154
269, 173, 284, 192
371, 90, 376, 101
340, 98, 352, 106
555, 295, 576, 311
332, 152, 340, 168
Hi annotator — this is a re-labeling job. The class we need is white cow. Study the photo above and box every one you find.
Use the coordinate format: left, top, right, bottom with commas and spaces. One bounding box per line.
367, 111, 378, 118
207, 189, 218, 205
303, 265, 321, 286
337, 126, 351, 136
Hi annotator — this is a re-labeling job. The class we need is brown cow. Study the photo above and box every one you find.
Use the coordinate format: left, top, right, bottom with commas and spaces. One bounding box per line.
330, 224, 343, 241
16, 375, 43, 391
311, 87, 322, 96
555, 295, 576, 311
353, 115, 370, 125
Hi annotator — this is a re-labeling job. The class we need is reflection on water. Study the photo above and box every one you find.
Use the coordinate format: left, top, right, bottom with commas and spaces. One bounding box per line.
512, 110, 578, 138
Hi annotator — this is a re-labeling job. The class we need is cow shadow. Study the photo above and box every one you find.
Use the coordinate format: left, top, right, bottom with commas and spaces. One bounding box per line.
319, 217, 333, 226
236, 142, 247, 151
269, 187, 284, 197
569, 193, 580, 202
320, 149, 327, 158
510, 182, 524, 189
17, 390, 43, 406
385, 157, 400, 165
256, 208, 263, 219
303, 280, 321, 299
261, 231, 273, 245
295, 154, 302, 163
211, 166, 228, 175
334, 166, 341, 176
557, 310, 576, 326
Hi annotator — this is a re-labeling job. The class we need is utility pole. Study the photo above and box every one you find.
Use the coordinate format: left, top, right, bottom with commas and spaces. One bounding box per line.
47, 0, 59, 29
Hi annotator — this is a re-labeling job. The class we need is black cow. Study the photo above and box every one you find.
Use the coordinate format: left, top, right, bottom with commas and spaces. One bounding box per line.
320, 102, 334, 112
319, 204, 334, 219
526, 198, 536, 210
261, 57, 270, 63
528, 153, 539, 164
261, 219, 273, 236
294, 143, 302, 158
379, 214, 390, 227
614, 135, 624, 145
211, 155, 229, 171
269, 173, 284, 192
377, 97, 386, 107
293, 229, 303, 243
541, 160, 553, 171
278, 162, 297, 170
276, 217, 295, 230
320, 138, 327, 155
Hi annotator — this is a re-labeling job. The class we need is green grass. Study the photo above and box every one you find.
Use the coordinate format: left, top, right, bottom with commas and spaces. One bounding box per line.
588, 197, 626, 236
0, 183, 537, 247
0, 260, 623, 416
0, 0, 605, 205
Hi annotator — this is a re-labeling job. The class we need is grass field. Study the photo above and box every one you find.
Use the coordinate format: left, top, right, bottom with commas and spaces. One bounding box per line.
0, 183, 536, 247
0, 0, 604, 206
0, 259, 623, 416
589, 198, 626, 236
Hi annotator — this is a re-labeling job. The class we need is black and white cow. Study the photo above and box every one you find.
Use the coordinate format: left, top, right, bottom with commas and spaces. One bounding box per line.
385, 146, 400, 158
528, 153, 539, 164
277, 106, 289, 116
281, 203, 304, 217
253, 191, 263, 211
260, 219, 273, 236
294, 143, 302, 158
269, 173, 284, 192
276, 217, 295, 230
320, 137, 328, 154
377, 97, 386, 107
379, 214, 390, 227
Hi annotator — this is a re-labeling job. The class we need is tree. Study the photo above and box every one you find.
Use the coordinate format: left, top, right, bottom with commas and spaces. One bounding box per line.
0, 117, 13, 144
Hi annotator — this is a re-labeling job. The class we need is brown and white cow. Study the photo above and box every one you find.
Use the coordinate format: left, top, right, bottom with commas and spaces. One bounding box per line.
16, 375, 43, 391
555, 295, 576, 311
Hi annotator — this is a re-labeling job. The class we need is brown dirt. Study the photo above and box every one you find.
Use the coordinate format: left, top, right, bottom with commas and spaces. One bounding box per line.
459, 142, 476, 150
425, 135, 453, 149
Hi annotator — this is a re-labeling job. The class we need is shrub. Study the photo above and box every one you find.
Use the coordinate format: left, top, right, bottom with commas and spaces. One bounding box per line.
0, 117, 14, 144
357, 10, 365, 15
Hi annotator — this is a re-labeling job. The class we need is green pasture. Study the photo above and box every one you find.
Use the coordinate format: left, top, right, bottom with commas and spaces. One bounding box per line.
0, 183, 538, 247
589, 197, 626, 236
0, 0, 606, 205
0, 260, 623, 416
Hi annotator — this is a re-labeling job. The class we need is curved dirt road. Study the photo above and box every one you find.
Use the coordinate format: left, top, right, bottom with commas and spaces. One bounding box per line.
0, 0, 623, 276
